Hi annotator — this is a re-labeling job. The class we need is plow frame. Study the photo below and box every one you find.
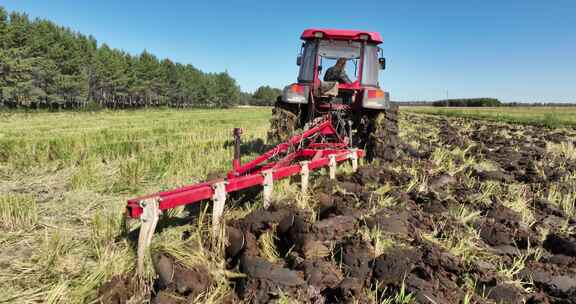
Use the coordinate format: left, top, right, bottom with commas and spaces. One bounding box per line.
127, 117, 364, 274
126, 119, 363, 218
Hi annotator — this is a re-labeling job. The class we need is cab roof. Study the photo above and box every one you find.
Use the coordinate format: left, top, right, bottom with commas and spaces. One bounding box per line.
301, 28, 383, 44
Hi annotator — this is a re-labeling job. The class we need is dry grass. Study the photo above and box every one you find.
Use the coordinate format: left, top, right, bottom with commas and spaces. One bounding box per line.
0, 194, 38, 231
0, 108, 270, 303
258, 225, 281, 263
361, 227, 395, 257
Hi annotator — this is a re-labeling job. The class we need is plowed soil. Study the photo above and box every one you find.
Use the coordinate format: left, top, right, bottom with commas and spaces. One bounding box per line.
101, 113, 576, 303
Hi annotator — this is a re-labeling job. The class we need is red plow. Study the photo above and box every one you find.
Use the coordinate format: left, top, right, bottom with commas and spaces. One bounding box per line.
126, 116, 364, 273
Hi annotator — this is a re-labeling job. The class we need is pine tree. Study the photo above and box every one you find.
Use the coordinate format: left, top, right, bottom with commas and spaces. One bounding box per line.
0, 8, 8, 103
0, 7, 7, 47
0, 6, 247, 109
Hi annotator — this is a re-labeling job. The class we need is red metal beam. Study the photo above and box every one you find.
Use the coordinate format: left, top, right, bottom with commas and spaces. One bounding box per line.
126, 118, 364, 219
126, 149, 362, 218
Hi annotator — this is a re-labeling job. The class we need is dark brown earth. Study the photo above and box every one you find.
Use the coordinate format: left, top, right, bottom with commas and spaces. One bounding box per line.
99, 113, 576, 303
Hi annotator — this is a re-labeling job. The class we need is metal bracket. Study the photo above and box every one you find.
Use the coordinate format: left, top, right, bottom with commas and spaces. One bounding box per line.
300, 161, 310, 195
262, 169, 274, 208
328, 154, 337, 180
212, 181, 227, 238
349, 148, 358, 172
137, 197, 161, 276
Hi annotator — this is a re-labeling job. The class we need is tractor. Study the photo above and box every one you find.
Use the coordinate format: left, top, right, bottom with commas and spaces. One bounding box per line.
268, 28, 398, 162
126, 28, 398, 274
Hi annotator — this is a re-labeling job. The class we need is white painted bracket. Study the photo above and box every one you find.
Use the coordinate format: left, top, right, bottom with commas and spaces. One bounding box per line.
300, 161, 310, 195
329, 154, 337, 180
349, 148, 358, 172
137, 197, 161, 276
212, 181, 227, 238
262, 169, 274, 208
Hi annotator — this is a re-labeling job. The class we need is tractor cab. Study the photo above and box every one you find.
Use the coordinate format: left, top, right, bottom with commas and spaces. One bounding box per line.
272, 28, 397, 158
282, 29, 390, 110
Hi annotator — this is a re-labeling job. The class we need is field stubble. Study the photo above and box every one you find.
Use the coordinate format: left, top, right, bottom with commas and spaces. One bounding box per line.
0, 108, 575, 303
0, 108, 270, 303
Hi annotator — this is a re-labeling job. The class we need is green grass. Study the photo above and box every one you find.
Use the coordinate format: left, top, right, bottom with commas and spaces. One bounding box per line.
401, 106, 576, 128
0, 107, 270, 303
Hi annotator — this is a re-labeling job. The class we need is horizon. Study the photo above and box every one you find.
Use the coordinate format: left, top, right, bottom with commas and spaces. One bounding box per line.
2, 0, 575, 102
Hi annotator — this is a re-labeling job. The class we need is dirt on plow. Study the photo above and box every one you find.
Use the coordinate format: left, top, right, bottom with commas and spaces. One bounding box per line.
100, 113, 576, 303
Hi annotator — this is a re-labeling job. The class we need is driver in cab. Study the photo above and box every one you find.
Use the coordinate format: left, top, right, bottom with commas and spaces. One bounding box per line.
323, 58, 352, 84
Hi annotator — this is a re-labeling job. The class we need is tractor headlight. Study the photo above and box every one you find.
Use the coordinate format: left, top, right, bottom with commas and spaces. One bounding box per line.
314, 31, 324, 38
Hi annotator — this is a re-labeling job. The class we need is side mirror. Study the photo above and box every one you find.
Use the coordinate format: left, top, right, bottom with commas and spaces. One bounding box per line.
318, 65, 322, 73
379, 57, 386, 70
297, 56, 302, 66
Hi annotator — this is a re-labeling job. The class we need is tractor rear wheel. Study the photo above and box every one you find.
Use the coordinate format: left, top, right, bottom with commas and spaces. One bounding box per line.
267, 101, 299, 144
365, 105, 399, 162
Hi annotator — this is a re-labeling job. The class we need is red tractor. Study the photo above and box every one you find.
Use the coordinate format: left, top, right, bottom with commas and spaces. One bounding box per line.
126, 28, 398, 274
268, 28, 398, 161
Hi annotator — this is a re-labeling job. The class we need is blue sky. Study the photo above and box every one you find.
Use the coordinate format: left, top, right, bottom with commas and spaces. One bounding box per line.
2, 0, 575, 102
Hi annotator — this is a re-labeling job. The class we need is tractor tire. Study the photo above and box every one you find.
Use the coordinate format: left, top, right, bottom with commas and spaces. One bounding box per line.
267, 101, 299, 144
366, 105, 399, 162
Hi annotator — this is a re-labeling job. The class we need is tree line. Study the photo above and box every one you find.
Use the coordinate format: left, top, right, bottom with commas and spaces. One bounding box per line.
239, 86, 282, 106
431, 98, 502, 107
0, 7, 280, 110
402, 99, 576, 107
